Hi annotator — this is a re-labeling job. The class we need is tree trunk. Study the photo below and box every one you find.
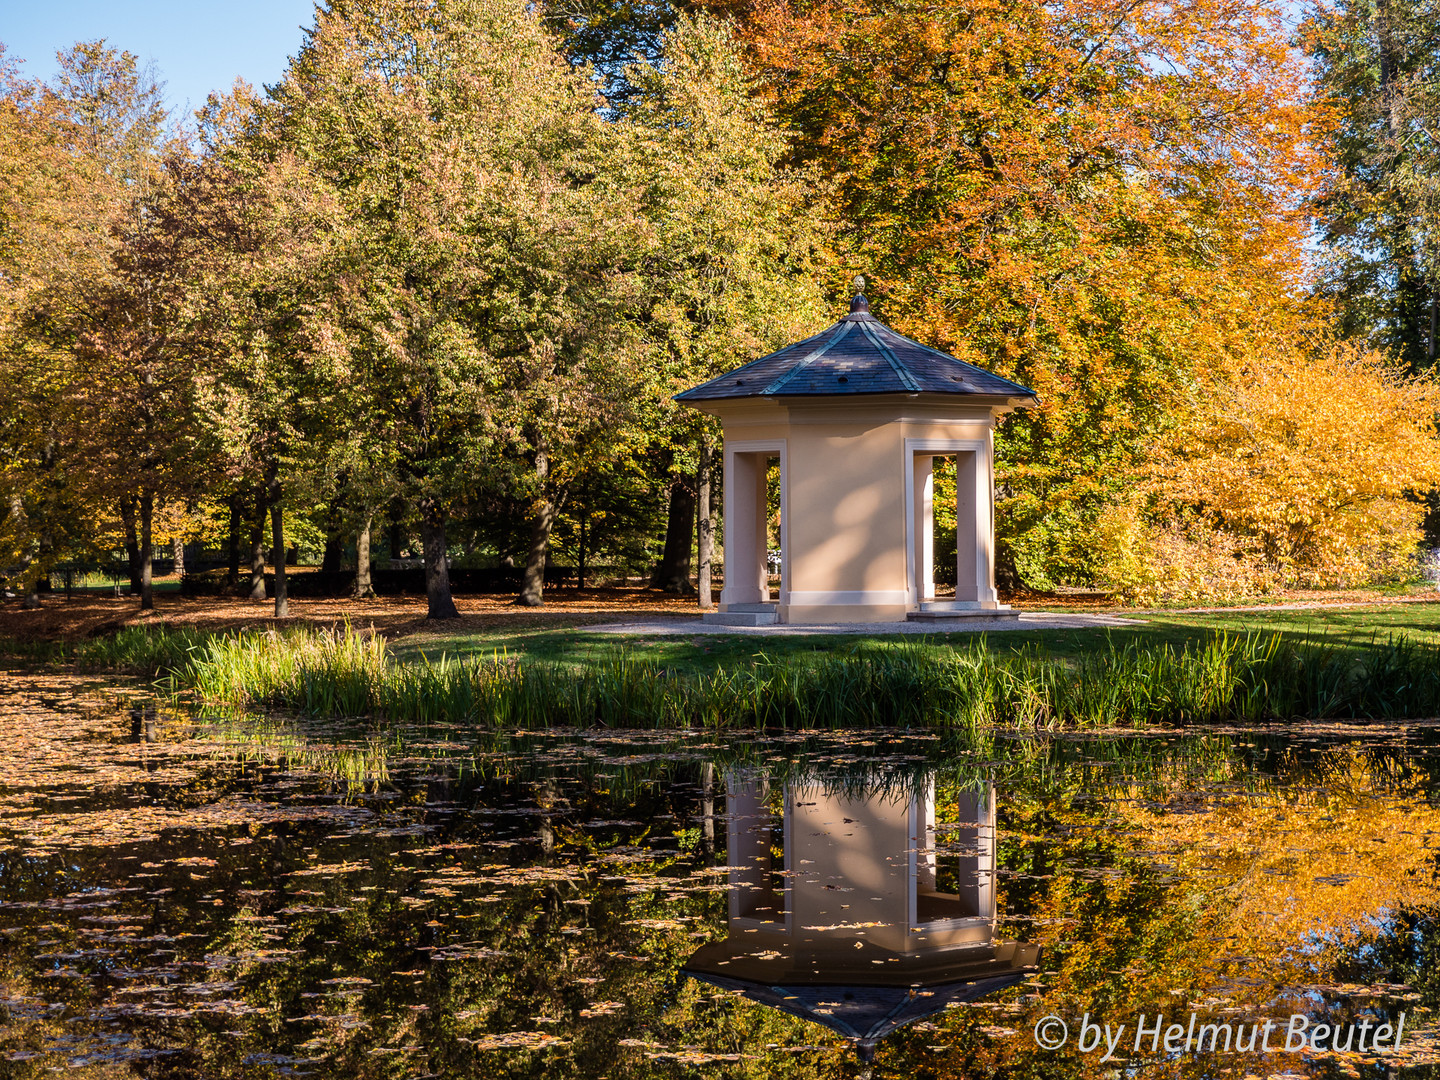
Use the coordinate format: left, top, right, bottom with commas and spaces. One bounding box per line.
995, 540, 1023, 596
270, 484, 288, 618
139, 490, 154, 611
11, 495, 37, 607
226, 494, 242, 587
248, 490, 268, 601
354, 511, 375, 599
419, 496, 459, 619
577, 511, 587, 591
518, 450, 553, 607
172, 535, 185, 581
697, 438, 714, 610
320, 498, 345, 576
120, 496, 142, 595
701, 761, 715, 859
519, 500, 555, 607
321, 535, 344, 575
388, 518, 404, 564
538, 778, 557, 855
652, 478, 697, 593
1430, 289, 1437, 366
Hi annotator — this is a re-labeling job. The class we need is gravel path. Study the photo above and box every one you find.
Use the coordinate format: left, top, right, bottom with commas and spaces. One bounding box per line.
585, 612, 1141, 636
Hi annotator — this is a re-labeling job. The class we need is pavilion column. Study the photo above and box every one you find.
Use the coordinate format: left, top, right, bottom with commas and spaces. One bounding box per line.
912, 454, 934, 603
721, 451, 769, 606
956, 437, 998, 604
754, 459, 770, 601
726, 776, 781, 922
953, 786, 995, 921
913, 775, 938, 893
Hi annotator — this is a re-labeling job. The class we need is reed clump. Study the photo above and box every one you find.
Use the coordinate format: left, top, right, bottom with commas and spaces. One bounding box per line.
175, 626, 1440, 729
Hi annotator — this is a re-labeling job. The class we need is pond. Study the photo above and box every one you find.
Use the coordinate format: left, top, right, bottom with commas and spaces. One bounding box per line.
1, 672, 1438, 1078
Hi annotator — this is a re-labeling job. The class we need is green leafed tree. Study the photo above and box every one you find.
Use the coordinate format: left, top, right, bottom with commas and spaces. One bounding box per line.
1312, 0, 1440, 372
222, 0, 650, 617
611, 14, 833, 598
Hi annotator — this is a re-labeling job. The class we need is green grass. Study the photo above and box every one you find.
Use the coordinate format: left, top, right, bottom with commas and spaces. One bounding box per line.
390, 602, 1440, 676
5, 602, 1439, 727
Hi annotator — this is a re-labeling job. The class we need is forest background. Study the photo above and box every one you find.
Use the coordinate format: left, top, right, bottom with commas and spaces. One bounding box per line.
2, 0, 1440, 619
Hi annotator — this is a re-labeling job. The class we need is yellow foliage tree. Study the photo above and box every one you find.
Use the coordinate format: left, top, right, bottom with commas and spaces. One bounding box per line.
1105, 335, 1440, 600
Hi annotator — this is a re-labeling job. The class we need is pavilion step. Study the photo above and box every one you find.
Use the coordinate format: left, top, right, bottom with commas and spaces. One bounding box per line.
703, 603, 778, 626
909, 602, 1019, 621
701, 609, 779, 626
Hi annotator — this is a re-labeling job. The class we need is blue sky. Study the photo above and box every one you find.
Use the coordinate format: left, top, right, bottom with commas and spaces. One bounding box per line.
3, 1, 317, 118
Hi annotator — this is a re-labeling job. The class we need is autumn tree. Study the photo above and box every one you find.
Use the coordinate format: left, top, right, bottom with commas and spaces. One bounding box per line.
546, 0, 679, 103
0, 48, 91, 600
1101, 334, 1440, 600
725, 0, 1325, 587
172, 81, 364, 618
52, 43, 175, 607
0, 41, 186, 607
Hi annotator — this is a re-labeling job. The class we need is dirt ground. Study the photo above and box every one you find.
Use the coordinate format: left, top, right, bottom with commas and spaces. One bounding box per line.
3, 580, 1438, 643
0, 587, 711, 642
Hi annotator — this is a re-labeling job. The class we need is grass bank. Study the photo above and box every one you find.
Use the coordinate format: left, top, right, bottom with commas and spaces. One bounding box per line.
172, 625, 1440, 729
392, 601, 1440, 673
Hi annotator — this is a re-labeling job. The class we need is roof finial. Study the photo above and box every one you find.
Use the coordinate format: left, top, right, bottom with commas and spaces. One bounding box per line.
849, 275, 870, 314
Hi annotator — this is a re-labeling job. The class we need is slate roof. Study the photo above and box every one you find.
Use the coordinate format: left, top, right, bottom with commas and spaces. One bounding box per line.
675, 293, 1037, 404
682, 939, 1041, 1062
685, 971, 1029, 1062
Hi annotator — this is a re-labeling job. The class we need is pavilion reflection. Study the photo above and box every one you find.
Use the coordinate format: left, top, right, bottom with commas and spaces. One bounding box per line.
683, 773, 1037, 1061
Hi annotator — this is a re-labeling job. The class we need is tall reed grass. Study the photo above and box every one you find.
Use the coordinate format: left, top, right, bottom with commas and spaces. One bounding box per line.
174, 626, 1440, 729
0, 624, 213, 675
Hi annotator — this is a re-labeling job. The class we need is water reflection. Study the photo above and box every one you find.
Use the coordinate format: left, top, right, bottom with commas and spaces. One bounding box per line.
128, 703, 159, 743
0, 675, 1436, 1078
685, 775, 1038, 1060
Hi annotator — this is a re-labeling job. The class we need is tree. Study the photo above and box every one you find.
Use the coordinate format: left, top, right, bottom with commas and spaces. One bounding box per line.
238, 0, 649, 617
726, 0, 1325, 587
545, 0, 679, 103
1101, 334, 1440, 600
0, 49, 91, 601
50, 43, 172, 607
1311, 0, 1440, 371
0, 41, 182, 608
613, 15, 831, 597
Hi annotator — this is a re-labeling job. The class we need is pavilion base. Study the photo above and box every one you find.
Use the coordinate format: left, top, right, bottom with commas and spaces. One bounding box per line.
702, 600, 1021, 626
908, 601, 1018, 622
782, 604, 911, 624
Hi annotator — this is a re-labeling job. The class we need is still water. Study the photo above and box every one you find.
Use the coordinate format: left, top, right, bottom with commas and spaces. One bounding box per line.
1, 672, 1438, 1077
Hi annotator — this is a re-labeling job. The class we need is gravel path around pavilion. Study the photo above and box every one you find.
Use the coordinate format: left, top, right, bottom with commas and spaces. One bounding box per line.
586, 612, 1142, 635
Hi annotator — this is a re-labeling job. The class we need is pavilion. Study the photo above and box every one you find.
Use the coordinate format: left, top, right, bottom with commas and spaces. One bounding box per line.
676, 280, 1037, 625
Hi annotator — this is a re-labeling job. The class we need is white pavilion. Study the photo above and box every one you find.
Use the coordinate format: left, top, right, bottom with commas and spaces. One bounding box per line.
677, 281, 1037, 625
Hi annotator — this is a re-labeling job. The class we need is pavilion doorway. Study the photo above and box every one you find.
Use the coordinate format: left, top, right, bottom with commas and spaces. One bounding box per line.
719, 441, 786, 610
907, 440, 993, 608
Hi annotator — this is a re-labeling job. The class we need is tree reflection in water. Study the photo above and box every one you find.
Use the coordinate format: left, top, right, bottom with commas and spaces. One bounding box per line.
0, 674, 1436, 1078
